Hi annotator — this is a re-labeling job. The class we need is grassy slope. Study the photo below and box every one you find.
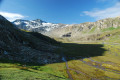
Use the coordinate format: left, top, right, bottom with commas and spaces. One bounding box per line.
0, 61, 68, 80
54, 26, 120, 43
1, 27, 120, 80
98, 27, 120, 43
67, 44, 120, 80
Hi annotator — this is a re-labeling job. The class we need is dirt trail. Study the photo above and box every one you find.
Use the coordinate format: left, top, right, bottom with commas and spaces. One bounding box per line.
62, 56, 74, 80
80, 58, 120, 74
60, 42, 120, 80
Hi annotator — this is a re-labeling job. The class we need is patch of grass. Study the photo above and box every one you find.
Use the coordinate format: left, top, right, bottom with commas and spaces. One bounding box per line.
102, 27, 116, 32
67, 60, 106, 80
101, 27, 120, 32
20, 29, 30, 32
0, 60, 68, 80
30, 63, 68, 79
96, 28, 120, 43
102, 63, 120, 71
0, 68, 67, 80
89, 27, 96, 33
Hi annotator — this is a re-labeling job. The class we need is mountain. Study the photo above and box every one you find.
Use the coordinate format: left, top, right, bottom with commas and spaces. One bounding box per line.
44, 16, 120, 42
13, 17, 120, 43
13, 19, 68, 33
1, 15, 120, 80
0, 15, 61, 64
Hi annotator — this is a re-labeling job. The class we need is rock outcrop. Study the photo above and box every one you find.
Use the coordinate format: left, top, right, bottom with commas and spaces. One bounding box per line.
44, 17, 120, 42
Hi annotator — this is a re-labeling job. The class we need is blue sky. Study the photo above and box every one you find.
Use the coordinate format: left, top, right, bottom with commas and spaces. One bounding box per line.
0, 0, 120, 24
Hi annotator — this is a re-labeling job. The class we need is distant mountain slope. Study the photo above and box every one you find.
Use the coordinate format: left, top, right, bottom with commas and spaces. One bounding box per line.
13, 16, 120, 43
0, 15, 60, 64
44, 16, 120, 42
13, 19, 68, 33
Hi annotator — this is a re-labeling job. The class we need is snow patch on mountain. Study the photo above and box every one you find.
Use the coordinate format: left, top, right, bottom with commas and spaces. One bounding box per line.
13, 19, 68, 32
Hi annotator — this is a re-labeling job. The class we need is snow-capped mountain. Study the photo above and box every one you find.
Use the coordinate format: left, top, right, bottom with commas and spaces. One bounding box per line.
13, 19, 68, 32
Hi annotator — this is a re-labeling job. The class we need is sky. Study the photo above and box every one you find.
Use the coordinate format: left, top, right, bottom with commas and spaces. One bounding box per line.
0, 0, 120, 24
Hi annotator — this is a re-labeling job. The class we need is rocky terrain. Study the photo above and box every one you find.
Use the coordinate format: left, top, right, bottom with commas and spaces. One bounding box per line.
13, 19, 68, 33
13, 16, 120, 42
0, 15, 61, 64
44, 16, 120, 42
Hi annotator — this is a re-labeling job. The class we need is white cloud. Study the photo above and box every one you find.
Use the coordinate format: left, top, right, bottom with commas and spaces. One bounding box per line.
0, 11, 26, 21
83, 2, 120, 20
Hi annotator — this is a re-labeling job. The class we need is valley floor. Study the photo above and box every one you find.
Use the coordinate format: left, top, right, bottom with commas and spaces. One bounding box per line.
62, 42, 120, 80
0, 42, 120, 80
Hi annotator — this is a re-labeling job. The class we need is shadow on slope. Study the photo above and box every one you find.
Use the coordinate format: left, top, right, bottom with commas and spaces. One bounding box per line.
28, 32, 60, 45
0, 41, 106, 66
58, 43, 106, 60
28, 32, 106, 60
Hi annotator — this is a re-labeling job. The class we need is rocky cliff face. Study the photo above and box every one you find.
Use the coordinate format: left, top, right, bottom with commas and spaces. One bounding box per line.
0, 15, 60, 64
13, 16, 120, 34
13, 16, 120, 42
44, 17, 120, 42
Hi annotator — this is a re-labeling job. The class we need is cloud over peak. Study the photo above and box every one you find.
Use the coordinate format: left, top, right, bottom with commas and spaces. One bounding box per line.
0, 11, 26, 21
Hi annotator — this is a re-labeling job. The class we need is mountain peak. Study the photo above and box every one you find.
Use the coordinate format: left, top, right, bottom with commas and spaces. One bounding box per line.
13, 19, 63, 32
33, 19, 46, 23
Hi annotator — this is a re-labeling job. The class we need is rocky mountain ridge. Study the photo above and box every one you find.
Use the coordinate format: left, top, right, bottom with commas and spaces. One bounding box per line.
13, 19, 68, 33
13, 16, 120, 37
44, 16, 120, 42
13, 16, 120, 42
